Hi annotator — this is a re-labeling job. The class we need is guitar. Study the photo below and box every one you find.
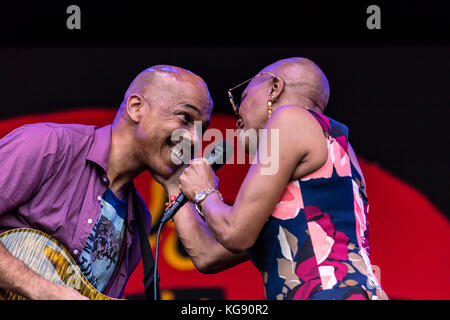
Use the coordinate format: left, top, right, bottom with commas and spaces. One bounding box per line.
0, 228, 117, 300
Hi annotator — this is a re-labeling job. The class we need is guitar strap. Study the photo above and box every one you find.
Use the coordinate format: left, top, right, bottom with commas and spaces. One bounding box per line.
132, 187, 161, 300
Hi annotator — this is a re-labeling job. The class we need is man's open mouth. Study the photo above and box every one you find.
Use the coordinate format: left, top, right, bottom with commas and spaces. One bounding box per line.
169, 144, 184, 161
168, 137, 192, 164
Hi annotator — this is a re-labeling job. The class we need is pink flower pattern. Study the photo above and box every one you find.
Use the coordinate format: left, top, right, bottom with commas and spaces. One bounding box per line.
271, 181, 304, 220
293, 206, 350, 299
301, 138, 351, 181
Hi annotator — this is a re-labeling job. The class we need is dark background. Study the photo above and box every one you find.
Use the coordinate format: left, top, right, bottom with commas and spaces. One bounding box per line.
0, 1, 448, 220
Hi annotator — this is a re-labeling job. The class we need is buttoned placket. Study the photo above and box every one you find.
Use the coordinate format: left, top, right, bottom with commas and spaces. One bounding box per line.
74, 174, 109, 257
93, 174, 109, 223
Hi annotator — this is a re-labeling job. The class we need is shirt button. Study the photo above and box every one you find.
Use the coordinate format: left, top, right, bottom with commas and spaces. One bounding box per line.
97, 195, 102, 201
73, 249, 79, 255
88, 218, 93, 224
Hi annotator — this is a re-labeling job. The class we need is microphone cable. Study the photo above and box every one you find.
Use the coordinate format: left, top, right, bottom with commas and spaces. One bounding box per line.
154, 221, 164, 300
153, 193, 188, 300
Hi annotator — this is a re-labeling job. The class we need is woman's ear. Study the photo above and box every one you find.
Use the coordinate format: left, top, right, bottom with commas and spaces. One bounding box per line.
270, 76, 284, 100
126, 94, 145, 123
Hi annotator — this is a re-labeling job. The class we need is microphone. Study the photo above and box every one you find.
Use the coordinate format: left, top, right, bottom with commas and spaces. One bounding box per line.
154, 140, 233, 300
160, 139, 233, 225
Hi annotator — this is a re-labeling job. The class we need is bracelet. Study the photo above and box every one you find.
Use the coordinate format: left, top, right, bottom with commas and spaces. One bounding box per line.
164, 192, 181, 222
194, 190, 223, 218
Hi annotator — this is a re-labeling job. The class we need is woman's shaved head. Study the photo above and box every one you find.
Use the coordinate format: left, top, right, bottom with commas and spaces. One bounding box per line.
260, 57, 330, 111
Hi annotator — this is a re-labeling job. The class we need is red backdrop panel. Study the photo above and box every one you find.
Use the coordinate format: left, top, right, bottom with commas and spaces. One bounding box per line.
0, 108, 448, 299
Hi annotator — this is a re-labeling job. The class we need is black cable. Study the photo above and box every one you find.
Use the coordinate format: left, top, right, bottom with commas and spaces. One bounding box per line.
153, 193, 188, 299
153, 221, 164, 300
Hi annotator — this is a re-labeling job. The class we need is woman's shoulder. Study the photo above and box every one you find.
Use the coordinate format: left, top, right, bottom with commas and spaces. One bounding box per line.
266, 104, 324, 133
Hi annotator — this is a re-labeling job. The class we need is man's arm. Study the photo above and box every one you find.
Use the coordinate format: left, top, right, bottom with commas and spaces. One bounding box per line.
0, 242, 85, 299
0, 125, 87, 299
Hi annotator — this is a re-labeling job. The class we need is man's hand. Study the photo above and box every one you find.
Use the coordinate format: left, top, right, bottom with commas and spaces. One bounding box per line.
159, 164, 188, 195
36, 283, 89, 300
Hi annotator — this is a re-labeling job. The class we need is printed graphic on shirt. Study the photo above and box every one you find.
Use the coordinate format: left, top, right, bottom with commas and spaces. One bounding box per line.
77, 188, 127, 293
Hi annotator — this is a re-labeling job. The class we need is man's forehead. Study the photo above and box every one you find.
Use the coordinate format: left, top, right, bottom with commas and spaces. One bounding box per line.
140, 66, 212, 117
174, 89, 213, 123
179, 79, 213, 114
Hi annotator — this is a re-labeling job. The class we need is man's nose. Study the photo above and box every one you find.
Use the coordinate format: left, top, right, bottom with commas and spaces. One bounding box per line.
187, 127, 202, 153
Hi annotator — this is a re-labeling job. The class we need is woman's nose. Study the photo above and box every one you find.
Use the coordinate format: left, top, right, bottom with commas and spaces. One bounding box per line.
236, 118, 244, 129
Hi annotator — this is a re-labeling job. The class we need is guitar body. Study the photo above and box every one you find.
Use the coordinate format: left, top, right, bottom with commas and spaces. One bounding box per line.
0, 228, 116, 300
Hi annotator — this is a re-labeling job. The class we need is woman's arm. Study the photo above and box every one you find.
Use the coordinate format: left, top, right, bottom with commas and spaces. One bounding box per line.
180, 105, 328, 253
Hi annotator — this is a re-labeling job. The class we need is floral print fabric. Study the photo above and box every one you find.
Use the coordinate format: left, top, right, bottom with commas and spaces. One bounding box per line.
247, 109, 388, 300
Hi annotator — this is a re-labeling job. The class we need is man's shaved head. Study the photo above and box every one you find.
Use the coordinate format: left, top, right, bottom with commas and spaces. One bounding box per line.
260, 57, 330, 112
123, 65, 208, 99
117, 65, 213, 120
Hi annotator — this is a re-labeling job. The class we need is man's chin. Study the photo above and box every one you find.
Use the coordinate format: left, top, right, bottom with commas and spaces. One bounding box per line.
148, 165, 173, 184
150, 162, 183, 183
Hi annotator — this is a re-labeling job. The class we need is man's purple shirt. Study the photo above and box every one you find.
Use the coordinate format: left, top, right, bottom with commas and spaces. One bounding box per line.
0, 122, 152, 298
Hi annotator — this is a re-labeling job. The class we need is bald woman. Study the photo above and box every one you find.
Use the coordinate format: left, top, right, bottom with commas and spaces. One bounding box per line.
0, 65, 213, 299
172, 58, 388, 300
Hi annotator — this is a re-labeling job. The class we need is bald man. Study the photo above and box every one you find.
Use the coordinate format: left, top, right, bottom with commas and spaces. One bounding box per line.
168, 57, 387, 300
0, 65, 213, 299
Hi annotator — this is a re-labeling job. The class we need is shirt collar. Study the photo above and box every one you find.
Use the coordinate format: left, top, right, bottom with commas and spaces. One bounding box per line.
86, 124, 112, 173
87, 125, 138, 225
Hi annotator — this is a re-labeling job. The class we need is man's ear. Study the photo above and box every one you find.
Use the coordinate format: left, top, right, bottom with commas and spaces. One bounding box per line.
270, 76, 284, 100
126, 94, 145, 123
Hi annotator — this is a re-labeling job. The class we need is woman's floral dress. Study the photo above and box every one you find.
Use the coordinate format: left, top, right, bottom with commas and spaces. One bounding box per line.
247, 108, 389, 300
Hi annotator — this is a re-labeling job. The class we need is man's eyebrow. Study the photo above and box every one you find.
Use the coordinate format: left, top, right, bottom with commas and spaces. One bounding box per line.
183, 104, 201, 114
